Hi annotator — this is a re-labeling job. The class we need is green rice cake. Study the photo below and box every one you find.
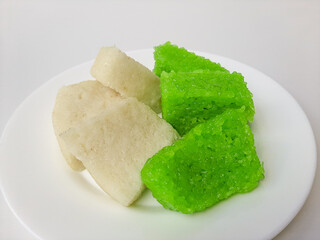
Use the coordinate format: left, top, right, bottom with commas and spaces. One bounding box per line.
161, 70, 255, 135
141, 109, 264, 214
153, 42, 228, 76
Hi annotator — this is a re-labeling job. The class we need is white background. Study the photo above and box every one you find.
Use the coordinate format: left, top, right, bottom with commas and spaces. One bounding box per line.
0, 0, 319, 239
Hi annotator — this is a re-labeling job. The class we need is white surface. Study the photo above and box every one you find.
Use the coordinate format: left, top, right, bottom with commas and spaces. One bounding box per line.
0, 0, 319, 240
0, 50, 316, 240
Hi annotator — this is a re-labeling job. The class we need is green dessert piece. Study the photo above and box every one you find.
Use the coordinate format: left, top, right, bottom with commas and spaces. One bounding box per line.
161, 70, 255, 135
153, 41, 228, 76
141, 109, 264, 214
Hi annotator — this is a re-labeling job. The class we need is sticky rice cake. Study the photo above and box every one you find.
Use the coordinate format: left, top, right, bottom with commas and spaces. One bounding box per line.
90, 47, 162, 113
60, 97, 179, 206
141, 109, 264, 214
52, 80, 123, 171
153, 41, 228, 76
161, 70, 255, 135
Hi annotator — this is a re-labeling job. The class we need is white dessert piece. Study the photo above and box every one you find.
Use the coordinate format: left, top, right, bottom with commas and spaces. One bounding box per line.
52, 80, 123, 171
60, 97, 179, 206
90, 47, 161, 113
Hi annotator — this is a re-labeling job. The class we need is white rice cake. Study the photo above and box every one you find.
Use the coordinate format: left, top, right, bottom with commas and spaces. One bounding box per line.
52, 80, 123, 171
60, 97, 179, 206
90, 47, 161, 113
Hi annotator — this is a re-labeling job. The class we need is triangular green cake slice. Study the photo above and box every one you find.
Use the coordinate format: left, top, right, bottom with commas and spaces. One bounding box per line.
153, 41, 228, 76
161, 70, 255, 135
141, 109, 264, 214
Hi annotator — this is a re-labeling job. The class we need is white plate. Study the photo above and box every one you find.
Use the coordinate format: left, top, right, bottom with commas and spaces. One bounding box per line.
0, 49, 316, 240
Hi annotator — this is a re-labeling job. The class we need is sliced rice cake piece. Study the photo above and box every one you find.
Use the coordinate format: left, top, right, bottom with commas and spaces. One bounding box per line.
52, 80, 123, 171
90, 47, 161, 113
161, 70, 254, 135
153, 41, 228, 76
141, 109, 264, 214
60, 97, 179, 206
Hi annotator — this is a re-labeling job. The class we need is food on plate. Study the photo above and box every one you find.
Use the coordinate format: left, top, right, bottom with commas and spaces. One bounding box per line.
60, 97, 179, 206
153, 41, 228, 76
160, 70, 255, 135
141, 109, 264, 214
90, 46, 161, 113
52, 80, 123, 171
52, 42, 264, 212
